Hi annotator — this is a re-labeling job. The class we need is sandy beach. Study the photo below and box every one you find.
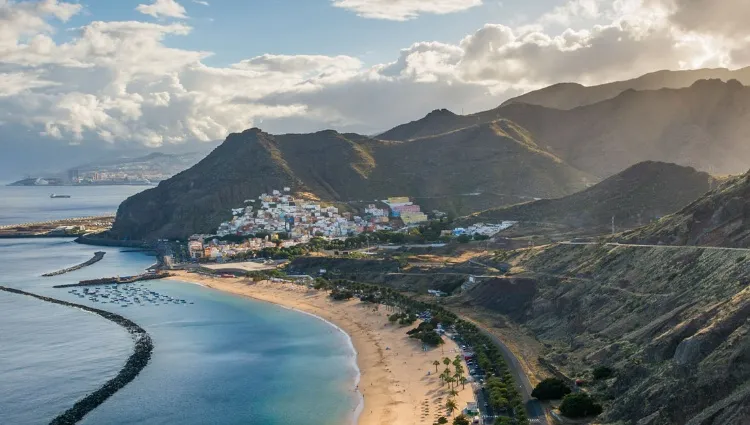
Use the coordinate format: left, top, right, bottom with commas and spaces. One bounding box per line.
167, 271, 476, 425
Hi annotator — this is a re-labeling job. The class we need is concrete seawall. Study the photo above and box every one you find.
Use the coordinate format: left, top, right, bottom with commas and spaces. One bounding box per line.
42, 252, 106, 277
0, 286, 153, 425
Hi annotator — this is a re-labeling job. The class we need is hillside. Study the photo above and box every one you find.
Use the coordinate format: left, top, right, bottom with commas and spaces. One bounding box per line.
457, 242, 750, 424
501, 67, 750, 110
620, 171, 750, 247
472, 161, 716, 232
381, 79, 750, 178
111, 122, 593, 240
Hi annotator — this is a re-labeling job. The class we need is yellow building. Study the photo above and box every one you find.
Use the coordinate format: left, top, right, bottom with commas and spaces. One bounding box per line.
400, 212, 428, 224
387, 196, 411, 204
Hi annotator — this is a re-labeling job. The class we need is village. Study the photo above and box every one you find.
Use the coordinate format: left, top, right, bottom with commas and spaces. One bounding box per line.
183, 188, 516, 262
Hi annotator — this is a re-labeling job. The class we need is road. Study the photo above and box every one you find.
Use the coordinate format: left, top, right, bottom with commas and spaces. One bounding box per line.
562, 241, 750, 252
464, 318, 548, 425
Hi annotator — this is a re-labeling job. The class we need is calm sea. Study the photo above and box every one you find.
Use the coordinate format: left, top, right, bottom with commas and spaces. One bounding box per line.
0, 185, 147, 225
0, 191, 359, 425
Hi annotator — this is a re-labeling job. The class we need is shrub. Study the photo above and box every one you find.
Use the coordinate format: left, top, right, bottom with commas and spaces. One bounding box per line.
559, 393, 603, 418
592, 366, 615, 380
456, 234, 471, 244
330, 288, 353, 300
531, 378, 571, 400
453, 415, 470, 425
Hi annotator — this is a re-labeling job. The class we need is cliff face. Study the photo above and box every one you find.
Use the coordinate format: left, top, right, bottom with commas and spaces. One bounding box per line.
621, 171, 750, 247
462, 243, 750, 424
473, 161, 716, 231
111, 121, 593, 240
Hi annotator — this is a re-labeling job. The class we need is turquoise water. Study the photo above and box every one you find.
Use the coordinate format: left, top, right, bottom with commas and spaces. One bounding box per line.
0, 240, 359, 423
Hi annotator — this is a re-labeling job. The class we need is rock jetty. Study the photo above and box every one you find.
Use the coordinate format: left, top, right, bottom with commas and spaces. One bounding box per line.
53, 272, 171, 288
42, 252, 106, 277
0, 286, 153, 425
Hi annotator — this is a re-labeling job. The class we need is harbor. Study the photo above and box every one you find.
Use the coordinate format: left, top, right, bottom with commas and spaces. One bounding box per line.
52, 271, 171, 288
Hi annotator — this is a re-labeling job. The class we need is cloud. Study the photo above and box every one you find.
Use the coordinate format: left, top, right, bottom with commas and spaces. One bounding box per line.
192, 0, 209, 5
331, 0, 482, 21
0, 0, 748, 147
136, 0, 187, 19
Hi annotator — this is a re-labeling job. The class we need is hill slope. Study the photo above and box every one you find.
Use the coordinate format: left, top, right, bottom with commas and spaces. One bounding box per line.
381, 79, 750, 178
111, 122, 593, 240
621, 170, 750, 247
501, 67, 750, 110
472, 161, 716, 231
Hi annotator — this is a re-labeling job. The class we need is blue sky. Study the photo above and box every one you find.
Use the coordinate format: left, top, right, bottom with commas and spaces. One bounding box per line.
0, 0, 745, 167
68, 0, 560, 67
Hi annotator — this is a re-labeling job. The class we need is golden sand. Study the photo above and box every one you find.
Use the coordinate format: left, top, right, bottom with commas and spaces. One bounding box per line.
167, 271, 476, 425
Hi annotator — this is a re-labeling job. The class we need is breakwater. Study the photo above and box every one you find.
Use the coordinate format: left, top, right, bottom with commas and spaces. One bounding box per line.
42, 252, 106, 277
0, 286, 153, 425
53, 272, 171, 288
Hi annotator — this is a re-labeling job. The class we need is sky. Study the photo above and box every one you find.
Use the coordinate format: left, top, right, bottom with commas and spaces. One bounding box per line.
1, 0, 749, 158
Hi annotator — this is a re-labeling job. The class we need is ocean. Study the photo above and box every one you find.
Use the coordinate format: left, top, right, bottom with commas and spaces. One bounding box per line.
0, 191, 359, 425
0, 185, 147, 225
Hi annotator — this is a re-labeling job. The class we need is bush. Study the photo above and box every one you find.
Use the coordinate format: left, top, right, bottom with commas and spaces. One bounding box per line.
559, 393, 603, 418
330, 288, 353, 300
456, 234, 471, 244
453, 415, 470, 425
531, 378, 571, 400
592, 366, 615, 380
436, 417, 448, 425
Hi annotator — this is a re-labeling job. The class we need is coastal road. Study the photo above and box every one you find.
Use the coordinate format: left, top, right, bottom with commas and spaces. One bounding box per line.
562, 241, 750, 252
464, 318, 548, 425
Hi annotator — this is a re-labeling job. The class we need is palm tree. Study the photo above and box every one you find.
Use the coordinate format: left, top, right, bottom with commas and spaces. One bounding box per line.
433, 360, 440, 372
443, 357, 451, 368
460, 376, 468, 390
449, 388, 459, 397
446, 375, 455, 389
446, 398, 457, 416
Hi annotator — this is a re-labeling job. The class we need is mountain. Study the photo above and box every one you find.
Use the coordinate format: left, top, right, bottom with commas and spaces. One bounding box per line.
381, 79, 750, 178
620, 171, 750, 247
472, 161, 716, 232
111, 122, 594, 240
501, 67, 750, 110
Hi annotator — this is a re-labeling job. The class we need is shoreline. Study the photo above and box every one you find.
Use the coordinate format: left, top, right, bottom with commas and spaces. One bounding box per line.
167, 271, 476, 425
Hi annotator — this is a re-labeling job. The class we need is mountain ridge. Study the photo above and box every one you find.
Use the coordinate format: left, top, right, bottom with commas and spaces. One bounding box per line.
111, 121, 593, 240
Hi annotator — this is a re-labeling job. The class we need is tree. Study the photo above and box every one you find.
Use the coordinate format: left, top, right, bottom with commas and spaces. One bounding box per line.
460, 376, 468, 389
531, 378, 571, 400
559, 393, 603, 418
446, 399, 458, 416
444, 357, 452, 367
493, 418, 513, 425
453, 415, 470, 425
434, 360, 441, 372
457, 234, 471, 244
436, 417, 448, 425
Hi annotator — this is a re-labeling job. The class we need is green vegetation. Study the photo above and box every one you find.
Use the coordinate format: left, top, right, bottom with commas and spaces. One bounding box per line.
435, 417, 448, 425
559, 393, 603, 418
452, 415, 470, 425
310, 277, 528, 424
245, 269, 288, 281
329, 288, 354, 300
531, 378, 571, 400
406, 322, 443, 346
592, 366, 615, 380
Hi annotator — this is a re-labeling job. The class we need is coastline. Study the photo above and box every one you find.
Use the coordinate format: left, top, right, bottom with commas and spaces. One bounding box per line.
167, 271, 476, 425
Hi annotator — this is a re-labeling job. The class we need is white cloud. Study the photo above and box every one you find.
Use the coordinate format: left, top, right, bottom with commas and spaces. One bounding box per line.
136, 0, 187, 19
331, 0, 482, 21
0, 0, 749, 146
192, 0, 209, 5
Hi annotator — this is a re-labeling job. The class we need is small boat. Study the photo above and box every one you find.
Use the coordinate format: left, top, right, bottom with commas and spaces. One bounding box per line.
50, 194, 71, 198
